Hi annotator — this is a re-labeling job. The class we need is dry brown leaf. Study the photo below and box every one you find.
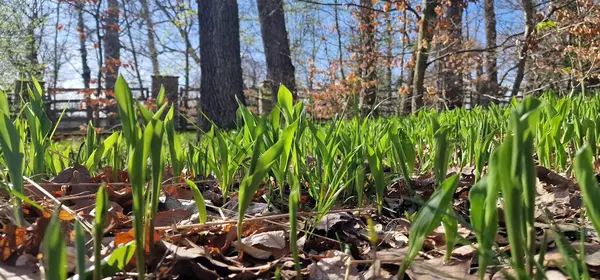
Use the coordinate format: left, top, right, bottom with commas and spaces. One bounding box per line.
315, 213, 352, 231
161, 240, 207, 259
406, 257, 475, 280
307, 253, 363, 280
241, 230, 286, 249
451, 245, 476, 258
545, 270, 568, 280
233, 241, 272, 260
153, 209, 193, 227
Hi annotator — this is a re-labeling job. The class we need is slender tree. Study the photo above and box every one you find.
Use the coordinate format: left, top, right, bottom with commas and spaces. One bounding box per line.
76, 1, 91, 89
510, 0, 535, 97
484, 0, 498, 97
411, 0, 438, 112
257, 0, 296, 112
198, 0, 244, 129
140, 0, 160, 75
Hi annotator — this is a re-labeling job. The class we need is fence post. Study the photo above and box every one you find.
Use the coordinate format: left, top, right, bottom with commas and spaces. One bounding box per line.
152, 75, 180, 128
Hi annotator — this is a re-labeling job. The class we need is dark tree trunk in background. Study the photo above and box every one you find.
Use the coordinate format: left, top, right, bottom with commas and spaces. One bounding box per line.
104, 0, 120, 92
484, 0, 498, 99
257, 0, 296, 112
411, 0, 438, 112
198, 0, 244, 130
441, 0, 463, 109
510, 0, 535, 97
76, 3, 91, 89
140, 0, 160, 75
359, 0, 377, 116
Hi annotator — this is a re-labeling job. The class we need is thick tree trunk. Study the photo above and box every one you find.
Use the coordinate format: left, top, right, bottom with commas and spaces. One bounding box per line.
510, 0, 535, 97
484, 0, 498, 98
257, 0, 296, 113
441, 0, 463, 109
140, 0, 160, 75
359, 0, 377, 116
198, 0, 244, 130
104, 0, 120, 92
411, 0, 438, 112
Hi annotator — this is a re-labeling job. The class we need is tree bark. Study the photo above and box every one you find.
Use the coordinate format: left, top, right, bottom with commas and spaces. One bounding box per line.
76, 3, 91, 89
140, 0, 160, 75
411, 0, 438, 112
484, 0, 498, 98
359, 0, 377, 116
441, 0, 463, 109
510, 0, 535, 97
104, 0, 120, 92
257, 0, 296, 113
198, 0, 244, 130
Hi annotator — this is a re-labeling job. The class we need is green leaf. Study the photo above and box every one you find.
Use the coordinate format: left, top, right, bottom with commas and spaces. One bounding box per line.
94, 185, 108, 280
574, 145, 600, 236
115, 75, 138, 146
75, 221, 86, 280
0, 111, 25, 225
165, 106, 183, 177
156, 85, 166, 107
137, 102, 154, 124
401, 174, 460, 274
0, 91, 10, 116
277, 84, 294, 121
74, 243, 137, 280
366, 146, 386, 214
186, 180, 207, 223
238, 120, 299, 239
43, 206, 67, 280
85, 132, 119, 171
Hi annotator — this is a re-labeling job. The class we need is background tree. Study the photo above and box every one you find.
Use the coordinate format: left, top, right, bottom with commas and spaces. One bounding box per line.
257, 0, 296, 112
140, 0, 160, 75
510, 0, 535, 97
411, 0, 438, 112
439, 0, 463, 109
484, 0, 498, 98
103, 0, 120, 93
198, 0, 245, 129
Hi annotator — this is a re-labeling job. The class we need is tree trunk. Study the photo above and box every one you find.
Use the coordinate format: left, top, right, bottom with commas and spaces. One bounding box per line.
140, 0, 160, 75
411, 0, 438, 112
334, 0, 345, 81
484, 0, 498, 98
257, 0, 296, 113
104, 0, 120, 92
76, 3, 91, 89
359, 0, 377, 116
26, 6, 40, 78
198, 0, 244, 130
510, 0, 535, 97
441, 0, 463, 109
122, 0, 144, 92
